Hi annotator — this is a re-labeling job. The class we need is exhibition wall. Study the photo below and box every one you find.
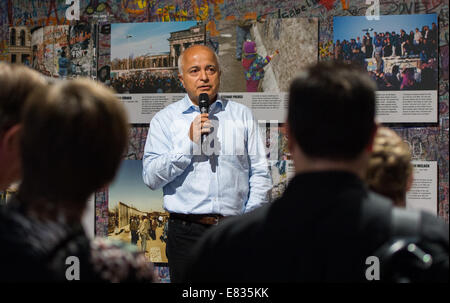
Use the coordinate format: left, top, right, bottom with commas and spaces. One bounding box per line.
0, 0, 448, 283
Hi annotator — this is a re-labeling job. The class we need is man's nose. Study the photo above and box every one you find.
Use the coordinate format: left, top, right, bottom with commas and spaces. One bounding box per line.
199, 69, 209, 81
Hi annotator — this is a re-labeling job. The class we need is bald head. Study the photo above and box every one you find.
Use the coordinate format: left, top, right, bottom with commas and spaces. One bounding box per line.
178, 45, 220, 75
177, 44, 221, 104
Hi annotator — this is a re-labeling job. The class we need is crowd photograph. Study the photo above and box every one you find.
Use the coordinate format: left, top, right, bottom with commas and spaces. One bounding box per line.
334, 14, 438, 91
111, 71, 184, 94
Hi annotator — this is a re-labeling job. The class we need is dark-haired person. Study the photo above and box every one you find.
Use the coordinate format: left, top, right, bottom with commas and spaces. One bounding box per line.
184, 62, 449, 282
0, 79, 154, 282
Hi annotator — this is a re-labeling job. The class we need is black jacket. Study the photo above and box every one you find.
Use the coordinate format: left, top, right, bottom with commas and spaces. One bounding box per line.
0, 198, 154, 282
184, 171, 449, 282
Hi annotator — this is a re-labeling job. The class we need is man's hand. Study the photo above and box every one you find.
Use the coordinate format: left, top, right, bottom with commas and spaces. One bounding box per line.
189, 113, 212, 144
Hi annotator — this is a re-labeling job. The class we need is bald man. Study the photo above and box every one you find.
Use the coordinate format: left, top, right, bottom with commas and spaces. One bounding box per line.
142, 45, 272, 282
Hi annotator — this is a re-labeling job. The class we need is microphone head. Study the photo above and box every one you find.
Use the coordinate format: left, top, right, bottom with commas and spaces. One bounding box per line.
199, 93, 209, 103
199, 93, 209, 110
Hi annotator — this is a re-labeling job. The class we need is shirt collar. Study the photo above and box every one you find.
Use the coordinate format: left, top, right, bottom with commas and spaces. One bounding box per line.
181, 94, 224, 114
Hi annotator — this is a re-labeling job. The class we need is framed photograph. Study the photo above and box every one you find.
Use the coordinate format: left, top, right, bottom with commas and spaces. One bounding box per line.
108, 159, 168, 263
334, 14, 438, 123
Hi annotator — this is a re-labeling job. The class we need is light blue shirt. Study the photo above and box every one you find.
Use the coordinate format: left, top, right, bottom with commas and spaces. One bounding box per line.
142, 94, 272, 216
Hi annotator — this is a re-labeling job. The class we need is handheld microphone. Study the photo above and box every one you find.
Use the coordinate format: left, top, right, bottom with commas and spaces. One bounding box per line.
198, 93, 209, 145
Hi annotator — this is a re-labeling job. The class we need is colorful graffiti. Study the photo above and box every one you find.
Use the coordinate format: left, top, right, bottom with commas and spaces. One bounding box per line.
11, 0, 70, 26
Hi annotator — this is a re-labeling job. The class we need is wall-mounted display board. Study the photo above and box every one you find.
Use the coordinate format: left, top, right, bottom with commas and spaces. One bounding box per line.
334, 14, 439, 123
1, 0, 448, 282
407, 160, 438, 215
109, 18, 318, 123
108, 160, 168, 263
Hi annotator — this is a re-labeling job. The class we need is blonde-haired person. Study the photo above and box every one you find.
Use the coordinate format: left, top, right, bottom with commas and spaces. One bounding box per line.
0, 78, 154, 282
365, 127, 413, 208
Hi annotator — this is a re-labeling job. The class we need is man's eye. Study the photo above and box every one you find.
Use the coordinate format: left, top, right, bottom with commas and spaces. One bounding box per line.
206, 67, 216, 74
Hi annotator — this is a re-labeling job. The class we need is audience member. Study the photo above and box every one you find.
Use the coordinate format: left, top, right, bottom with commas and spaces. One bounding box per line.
183, 62, 449, 282
366, 127, 413, 207
0, 63, 46, 191
0, 79, 154, 282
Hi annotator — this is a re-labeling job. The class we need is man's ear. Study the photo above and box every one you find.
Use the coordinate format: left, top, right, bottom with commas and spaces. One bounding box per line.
2, 124, 22, 153
178, 73, 185, 88
366, 123, 379, 153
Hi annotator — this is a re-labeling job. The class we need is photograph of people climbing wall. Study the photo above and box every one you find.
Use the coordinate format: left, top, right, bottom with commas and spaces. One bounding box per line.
334, 14, 438, 123
209, 17, 318, 93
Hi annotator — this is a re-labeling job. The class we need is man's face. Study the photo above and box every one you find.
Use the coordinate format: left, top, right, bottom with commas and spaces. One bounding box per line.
178, 46, 221, 105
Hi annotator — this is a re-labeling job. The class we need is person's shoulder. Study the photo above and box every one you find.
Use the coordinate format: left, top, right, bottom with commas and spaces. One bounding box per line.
419, 211, 449, 245
361, 190, 394, 219
90, 237, 155, 282
366, 190, 393, 207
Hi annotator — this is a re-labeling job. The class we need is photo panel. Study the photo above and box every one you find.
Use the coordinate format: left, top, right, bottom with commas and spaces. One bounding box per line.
209, 17, 318, 122
108, 160, 168, 263
110, 18, 318, 123
334, 14, 438, 123
110, 21, 202, 123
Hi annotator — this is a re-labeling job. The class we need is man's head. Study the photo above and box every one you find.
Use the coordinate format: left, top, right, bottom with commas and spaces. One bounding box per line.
365, 127, 413, 207
178, 45, 221, 105
0, 63, 46, 190
287, 62, 377, 172
19, 78, 129, 209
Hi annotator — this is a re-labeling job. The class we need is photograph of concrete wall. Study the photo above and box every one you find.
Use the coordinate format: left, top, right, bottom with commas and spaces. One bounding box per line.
68, 22, 96, 78
108, 160, 168, 263
30, 24, 95, 78
97, 23, 111, 84
269, 160, 295, 202
260, 122, 290, 164
210, 18, 318, 93
31, 25, 68, 77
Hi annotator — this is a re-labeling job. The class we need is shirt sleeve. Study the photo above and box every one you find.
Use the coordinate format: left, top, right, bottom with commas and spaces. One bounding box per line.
244, 110, 272, 213
142, 114, 194, 190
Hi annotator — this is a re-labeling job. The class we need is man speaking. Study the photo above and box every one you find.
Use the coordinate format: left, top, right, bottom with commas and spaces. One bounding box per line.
142, 45, 272, 282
